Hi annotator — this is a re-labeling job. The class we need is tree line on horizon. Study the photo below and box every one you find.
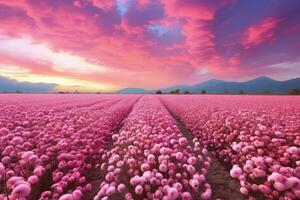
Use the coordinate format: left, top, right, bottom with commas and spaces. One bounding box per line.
155, 88, 300, 95
1, 88, 300, 95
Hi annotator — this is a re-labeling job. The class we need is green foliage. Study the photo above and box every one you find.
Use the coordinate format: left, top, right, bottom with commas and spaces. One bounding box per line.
288, 88, 300, 95
262, 90, 270, 95
239, 90, 245, 95
170, 89, 180, 94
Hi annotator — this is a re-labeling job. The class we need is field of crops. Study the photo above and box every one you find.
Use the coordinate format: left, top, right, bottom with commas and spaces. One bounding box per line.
0, 94, 299, 200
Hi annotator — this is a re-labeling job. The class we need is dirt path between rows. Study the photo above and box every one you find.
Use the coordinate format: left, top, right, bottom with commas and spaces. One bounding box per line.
82, 139, 114, 200
164, 106, 247, 200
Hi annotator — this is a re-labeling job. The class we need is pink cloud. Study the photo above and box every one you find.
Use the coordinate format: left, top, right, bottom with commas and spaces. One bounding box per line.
91, 0, 115, 10
0, 0, 299, 91
228, 56, 240, 66
243, 18, 279, 48
161, 0, 217, 20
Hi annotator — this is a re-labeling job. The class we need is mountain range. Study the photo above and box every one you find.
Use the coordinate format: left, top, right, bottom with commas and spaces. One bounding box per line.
118, 76, 300, 94
0, 75, 57, 93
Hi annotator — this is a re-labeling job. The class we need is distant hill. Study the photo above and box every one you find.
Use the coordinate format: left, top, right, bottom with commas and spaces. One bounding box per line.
117, 76, 300, 94
0, 76, 57, 93
118, 88, 150, 94
160, 85, 190, 93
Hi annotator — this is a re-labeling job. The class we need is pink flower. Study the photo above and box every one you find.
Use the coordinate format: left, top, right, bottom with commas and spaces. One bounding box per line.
135, 185, 143, 195
230, 165, 243, 178
12, 183, 31, 197
58, 194, 73, 200
28, 175, 39, 184
181, 192, 192, 200
201, 188, 212, 200
167, 187, 179, 200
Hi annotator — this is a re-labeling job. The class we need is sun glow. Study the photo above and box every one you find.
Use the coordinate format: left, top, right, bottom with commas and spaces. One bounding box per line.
0, 65, 117, 93
0, 36, 115, 92
0, 37, 109, 74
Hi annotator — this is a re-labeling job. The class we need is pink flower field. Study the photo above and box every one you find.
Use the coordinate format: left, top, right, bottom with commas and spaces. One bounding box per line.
0, 94, 299, 200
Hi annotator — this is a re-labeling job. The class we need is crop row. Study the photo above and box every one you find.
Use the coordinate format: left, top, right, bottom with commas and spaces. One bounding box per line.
160, 95, 300, 200
0, 95, 139, 200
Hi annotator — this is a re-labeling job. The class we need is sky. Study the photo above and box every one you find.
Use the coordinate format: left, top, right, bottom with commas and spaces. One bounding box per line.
0, 0, 300, 92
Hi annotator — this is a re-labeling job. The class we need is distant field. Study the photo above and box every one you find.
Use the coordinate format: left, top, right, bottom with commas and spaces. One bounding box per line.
0, 94, 299, 200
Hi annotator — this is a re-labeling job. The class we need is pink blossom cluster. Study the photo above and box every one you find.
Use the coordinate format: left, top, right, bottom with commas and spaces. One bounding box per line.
95, 96, 212, 200
161, 95, 300, 199
0, 95, 139, 200
1, 94, 299, 200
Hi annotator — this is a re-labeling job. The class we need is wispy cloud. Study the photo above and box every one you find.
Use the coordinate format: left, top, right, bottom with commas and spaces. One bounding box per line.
242, 18, 278, 48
